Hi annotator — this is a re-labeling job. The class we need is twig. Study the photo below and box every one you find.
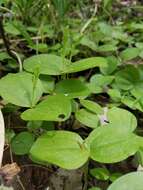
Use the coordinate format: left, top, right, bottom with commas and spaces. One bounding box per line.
0, 35, 49, 45
80, 3, 98, 34
11, 50, 23, 72
0, 6, 14, 15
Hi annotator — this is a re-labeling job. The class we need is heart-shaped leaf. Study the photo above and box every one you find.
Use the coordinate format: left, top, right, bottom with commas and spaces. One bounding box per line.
21, 94, 72, 121
115, 65, 140, 90
107, 107, 137, 132
11, 132, 35, 155
23, 54, 69, 75
86, 126, 139, 163
75, 109, 99, 129
30, 131, 89, 169
108, 172, 143, 190
0, 72, 43, 107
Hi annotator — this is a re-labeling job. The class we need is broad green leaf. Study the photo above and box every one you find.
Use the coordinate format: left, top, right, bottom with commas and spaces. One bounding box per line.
100, 56, 118, 75
64, 57, 107, 74
121, 96, 143, 112
86, 126, 139, 163
75, 109, 99, 129
108, 89, 121, 102
107, 107, 137, 132
120, 48, 140, 61
0, 52, 11, 61
131, 84, 143, 99
24, 55, 107, 75
39, 75, 55, 93
4, 22, 20, 35
90, 167, 110, 180
0, 72, 43, 107
80, 99, 103, 114
23, 54, 69, 75
97, 44, 117, 52
11, 132, 35, 155
30, 131, 89, 169
98, 22, 112, 36
89, 74, 114, 93
21, 94, 72, 121
108, 172, 143, 190
55, 79, 90, 98
80, 36, 97, 51
115, 65, 140, 90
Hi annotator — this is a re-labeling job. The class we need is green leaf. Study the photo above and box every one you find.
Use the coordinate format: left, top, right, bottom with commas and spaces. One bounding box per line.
136, 147, 143, 166
107, 107, 137, 132
11, 132, 35, 155
80, 36, 97, 51
108, 89, 121, 102
23, 54, 69, 75
0, 72, 43, 107
108, 172, 143, 190
89, 74, 114, 93
24, 55, 107, 75
115, 65, 140, 90
0, 52, 11, 61
80, 99, 103, 114
121, 96, 143, 112
52, 0, 69, 17
64, 57, 107, 74
75, 109, 99, 129
120, 48, 140, 61
30, 131, 89, 169
4, 22, 20, 35
103, 0, 113, 9
97, 44, 117, 52
39, 75, 55, 93
90, 167, 110, 180
55, 79, 90, 98
100, 56, 118, 75
21, 94, 72, 121
86, 126, 139, 163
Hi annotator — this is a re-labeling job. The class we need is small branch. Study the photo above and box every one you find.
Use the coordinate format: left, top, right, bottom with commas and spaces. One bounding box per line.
11, 50, 23, 72
0, 34, 49, 45
80, 3, 98, 34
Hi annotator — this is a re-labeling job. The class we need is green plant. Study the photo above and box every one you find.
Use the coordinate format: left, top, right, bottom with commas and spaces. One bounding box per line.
0, 53, 143, 170
1, 1, 143, 189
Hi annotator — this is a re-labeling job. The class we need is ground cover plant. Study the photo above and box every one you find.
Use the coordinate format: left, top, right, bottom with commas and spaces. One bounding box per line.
1, 0, 143, 189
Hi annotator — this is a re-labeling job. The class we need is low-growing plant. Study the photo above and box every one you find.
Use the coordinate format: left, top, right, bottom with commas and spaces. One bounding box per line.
1, 0, 143, 189
1, 52, 143, 188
